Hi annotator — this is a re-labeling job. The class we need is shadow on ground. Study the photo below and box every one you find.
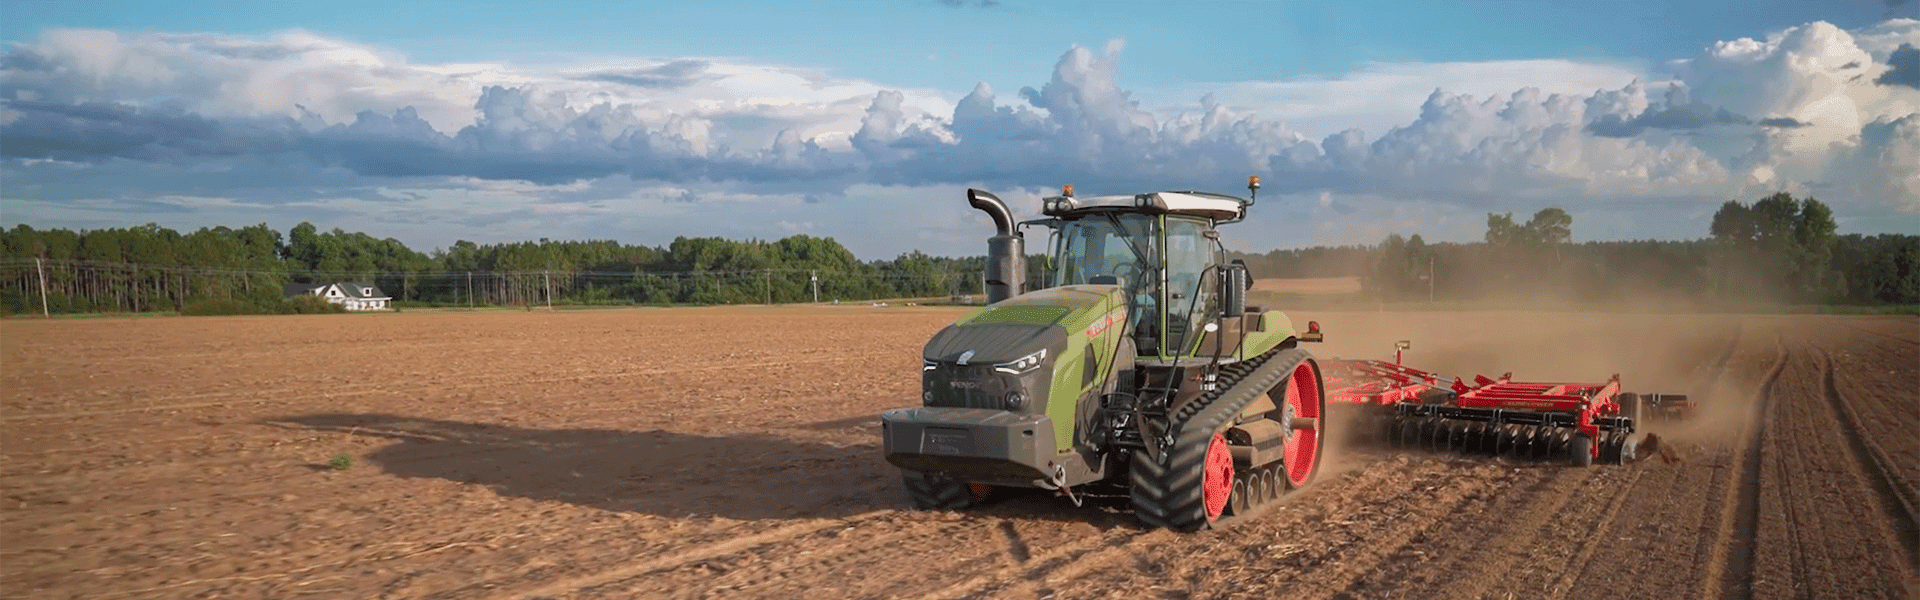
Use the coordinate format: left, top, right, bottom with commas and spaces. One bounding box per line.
262, 413, 1137, 527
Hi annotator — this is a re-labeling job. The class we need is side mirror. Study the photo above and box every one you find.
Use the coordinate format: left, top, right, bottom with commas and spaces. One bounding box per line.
1222, 263, 1249, 316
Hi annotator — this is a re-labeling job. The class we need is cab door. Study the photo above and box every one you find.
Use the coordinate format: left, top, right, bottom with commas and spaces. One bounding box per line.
1161, 217, 1220, 356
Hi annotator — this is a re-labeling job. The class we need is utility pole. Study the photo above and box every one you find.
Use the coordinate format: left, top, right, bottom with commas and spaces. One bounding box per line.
34, 257, 49, 318
544, 271, 552, 310
810, 270, 819, 303
1428, 255, 1435, 303
467, 271, 473, 309
764, 269, 772, 305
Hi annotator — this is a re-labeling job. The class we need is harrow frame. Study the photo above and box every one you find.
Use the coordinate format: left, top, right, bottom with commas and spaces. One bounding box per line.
1316, 341, 1683, 466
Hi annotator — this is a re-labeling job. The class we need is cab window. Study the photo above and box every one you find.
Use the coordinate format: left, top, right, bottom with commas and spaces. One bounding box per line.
1162, 218, 1218, 354
1055, 214, 1156, 289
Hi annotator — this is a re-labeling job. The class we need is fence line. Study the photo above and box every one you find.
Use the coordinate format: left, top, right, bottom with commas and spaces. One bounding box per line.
0, 258, 1000, 314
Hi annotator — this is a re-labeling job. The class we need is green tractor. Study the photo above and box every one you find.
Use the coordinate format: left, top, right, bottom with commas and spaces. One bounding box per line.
881, 177, 1328, 531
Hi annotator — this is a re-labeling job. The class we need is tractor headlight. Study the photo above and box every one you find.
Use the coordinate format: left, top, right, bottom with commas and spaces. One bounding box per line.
1004, 390, 1026, 410
993, 348, 1047, 374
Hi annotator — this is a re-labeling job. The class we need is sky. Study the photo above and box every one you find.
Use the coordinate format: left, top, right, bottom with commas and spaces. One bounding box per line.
1, 0, 1917, 258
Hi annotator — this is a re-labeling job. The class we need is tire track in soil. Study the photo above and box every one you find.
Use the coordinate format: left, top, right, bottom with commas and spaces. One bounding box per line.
1466, 465, 1647, 600
563, 509, 1118, 600
1491, 326, 1749, 600
1278, 463, 1518, 600
1538, 324, 1747, 600
704, 517, 1022, 598
1561, 457, 1714, 600
1760, 351, 1816, 599
1813, 347, 1920, 572
1009, 454, 1464, 600
1553, 326, 1751, 600
1526, 468, 1647, 600
1698, 335, 1786, 600
1838, 321, 1920, 347
1313, 463, 1574, 600
2, 351, 899, 422
484, 510, 899, 600
1086, 459, 1508, 600
479, 512, 990, 599
896, 524, 1157, 600
1742, 338, 1914, 599
495, 421, 1448, 598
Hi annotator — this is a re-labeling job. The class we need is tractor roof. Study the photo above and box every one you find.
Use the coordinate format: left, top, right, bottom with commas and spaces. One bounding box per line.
1040, 191, 1247, 221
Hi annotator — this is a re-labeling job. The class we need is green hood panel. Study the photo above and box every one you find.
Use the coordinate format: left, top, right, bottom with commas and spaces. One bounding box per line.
964, 305, 1070, 326
957, 285, 1125, 330
928, 284, 1130, 454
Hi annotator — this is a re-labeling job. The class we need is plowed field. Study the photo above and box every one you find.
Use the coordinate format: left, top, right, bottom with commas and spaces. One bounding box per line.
2, 308, 1915, 599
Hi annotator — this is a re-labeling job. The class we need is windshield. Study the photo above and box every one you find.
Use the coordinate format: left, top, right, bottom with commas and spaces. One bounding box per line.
1055, 214, 1157, 290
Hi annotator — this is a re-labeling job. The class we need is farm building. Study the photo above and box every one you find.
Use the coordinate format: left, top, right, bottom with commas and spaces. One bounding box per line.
283, 282, 392, 311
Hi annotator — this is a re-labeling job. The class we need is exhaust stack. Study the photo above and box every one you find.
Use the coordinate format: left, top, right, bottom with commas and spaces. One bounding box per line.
966, 189, 1024, 304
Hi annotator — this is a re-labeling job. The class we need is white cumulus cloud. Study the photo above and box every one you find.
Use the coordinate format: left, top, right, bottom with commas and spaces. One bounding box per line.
2, 19, 1916, 257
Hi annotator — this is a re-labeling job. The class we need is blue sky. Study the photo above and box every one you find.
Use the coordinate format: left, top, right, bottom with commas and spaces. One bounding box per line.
6, 0, 1897, 90
1, 1, 1916, 257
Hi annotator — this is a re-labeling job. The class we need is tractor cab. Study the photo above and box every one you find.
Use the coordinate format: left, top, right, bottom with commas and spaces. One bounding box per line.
1037, 184, 1257, 359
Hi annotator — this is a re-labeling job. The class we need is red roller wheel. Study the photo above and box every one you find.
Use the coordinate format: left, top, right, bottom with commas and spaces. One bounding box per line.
1203, 433, 1234, 521
1283, 359, 1325, 488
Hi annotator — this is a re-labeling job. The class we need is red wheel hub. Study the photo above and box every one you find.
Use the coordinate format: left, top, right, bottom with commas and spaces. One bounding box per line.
1203, 432, 1233, 521
1283, 360, 1322, 488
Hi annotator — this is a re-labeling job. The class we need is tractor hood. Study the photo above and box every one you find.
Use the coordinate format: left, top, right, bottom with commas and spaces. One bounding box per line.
925, 285, 1126, 364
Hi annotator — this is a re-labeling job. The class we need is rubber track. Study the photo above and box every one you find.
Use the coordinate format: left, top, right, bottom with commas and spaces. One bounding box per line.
1129, 347, 1311, 532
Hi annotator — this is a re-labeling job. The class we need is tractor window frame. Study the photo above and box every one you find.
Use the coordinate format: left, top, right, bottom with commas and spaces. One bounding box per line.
1052, 214, 1158, 291
1160, 216, 1219, 356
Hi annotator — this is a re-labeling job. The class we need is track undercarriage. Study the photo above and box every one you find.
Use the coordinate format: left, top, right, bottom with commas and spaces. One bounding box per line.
1120, 347, 1325, 531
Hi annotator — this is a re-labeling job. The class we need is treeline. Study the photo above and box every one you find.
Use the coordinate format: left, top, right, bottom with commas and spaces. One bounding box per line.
1, 191, 1913, 315
1225, 192, 1917, 306
0, 222, 1041, 314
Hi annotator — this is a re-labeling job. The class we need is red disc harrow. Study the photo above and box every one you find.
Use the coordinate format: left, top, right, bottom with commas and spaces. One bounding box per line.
1317, 341, 1691, 466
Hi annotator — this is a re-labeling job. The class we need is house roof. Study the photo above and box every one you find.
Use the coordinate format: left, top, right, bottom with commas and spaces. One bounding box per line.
283, 281, 390, 300
282, 282, 327, 298
336, 282, 390, 300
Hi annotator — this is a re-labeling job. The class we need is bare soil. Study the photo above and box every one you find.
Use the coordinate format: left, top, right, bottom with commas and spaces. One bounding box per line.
1, 307, 1914, 599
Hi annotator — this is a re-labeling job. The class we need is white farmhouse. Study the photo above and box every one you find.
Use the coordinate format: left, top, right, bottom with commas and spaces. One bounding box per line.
283, 282, 393, 311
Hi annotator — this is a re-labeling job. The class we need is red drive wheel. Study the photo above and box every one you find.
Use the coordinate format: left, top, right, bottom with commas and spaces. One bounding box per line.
1283, 359, 1325, 489
1203, 432, 1234, 521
